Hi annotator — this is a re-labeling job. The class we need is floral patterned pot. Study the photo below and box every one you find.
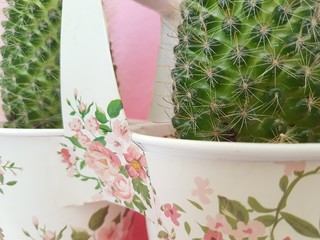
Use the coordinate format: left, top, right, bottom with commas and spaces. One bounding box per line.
0, 129, 135, 239
131, 122, 320, 240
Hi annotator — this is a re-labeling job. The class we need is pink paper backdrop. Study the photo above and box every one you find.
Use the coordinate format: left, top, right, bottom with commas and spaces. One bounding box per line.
104, 0, 161, 120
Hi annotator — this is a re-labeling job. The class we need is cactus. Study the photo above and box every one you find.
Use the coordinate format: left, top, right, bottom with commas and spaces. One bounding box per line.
171, 0, 320, 142
0, 0, 62, 128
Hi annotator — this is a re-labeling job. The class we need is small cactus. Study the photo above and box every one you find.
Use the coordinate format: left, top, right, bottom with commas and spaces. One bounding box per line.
172, 0, 320, 142
0, 0, 62, 128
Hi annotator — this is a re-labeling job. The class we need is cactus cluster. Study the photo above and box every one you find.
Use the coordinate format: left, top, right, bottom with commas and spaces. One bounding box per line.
171, 0, 320, 142
0, 0, 62, 128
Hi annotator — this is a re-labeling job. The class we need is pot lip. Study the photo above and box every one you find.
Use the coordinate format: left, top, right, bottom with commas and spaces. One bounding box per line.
0, 128, 64, 137
131, 121, 320, 162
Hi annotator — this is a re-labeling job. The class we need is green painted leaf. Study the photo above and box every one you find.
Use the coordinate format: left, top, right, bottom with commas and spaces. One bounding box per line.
93, 136, 106, 146
198, 223, 209, 233
184, 221, 191, 235
157, 230, 169, 238
6, 181, 17, 186
0, 188, 3, 194
79, 160, 86, 170
132, 195, 147, 213
66, 136, 85, 149
99, 124, 112, 134
71, 229, 90, 240
281, 212, 320, 238
113, 213, 122, 224
188, 199, 203, 210
70, 111, 76, 116
57, 226, 67, 240
218, 195, 249, 228
255, 215, 276, 227
0, 175, 4, 185
22, 229, 31, 237
95, 108, 108, 124
279, 175, 289, 192
173, 203, 186, 213
132, 178, 151, 208
107, 99, 123, 118
88, 206, 109, 231
248, 197, 275, 213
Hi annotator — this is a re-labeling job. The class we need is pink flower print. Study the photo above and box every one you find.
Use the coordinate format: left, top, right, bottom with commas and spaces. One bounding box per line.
124, 145, 147, 180
60, 148, 75, 168
69, 118, 82, 132
76, 131, 91, 148
113, 119, 130, 142
32, 216, 39, 228
204, 230, 223, 240
163, 203, 181, 226
66, 166, 77, 177
283, 237, 292, 240
78, 102, 87, 113
192, 177, 213, 204
85, 117, 100, 133
206, 214, 233, 235
113, 174, 134, 201
105, 132, 127, 153
43, 230, 55, 240
85, 142, 121, 179
233, 220, 265, 240
96, 222, 120, 240
277, 161, 306, 176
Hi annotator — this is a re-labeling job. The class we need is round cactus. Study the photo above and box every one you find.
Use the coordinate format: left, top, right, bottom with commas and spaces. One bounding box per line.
172, 0, 320, 142
0, 0, 62, 128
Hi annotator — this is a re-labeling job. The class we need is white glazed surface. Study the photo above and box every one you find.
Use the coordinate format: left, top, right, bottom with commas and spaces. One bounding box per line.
131, 122, 320, 240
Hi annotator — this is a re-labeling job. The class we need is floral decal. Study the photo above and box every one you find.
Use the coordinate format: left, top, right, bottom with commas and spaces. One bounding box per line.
0, 157, 22, 195
22, 205, 134, 240
156, 164, 320, 239
59, 91, 153, 215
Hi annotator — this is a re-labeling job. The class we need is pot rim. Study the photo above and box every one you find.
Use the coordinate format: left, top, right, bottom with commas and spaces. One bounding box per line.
0, 128, 64, 137
131, 122, 320, 162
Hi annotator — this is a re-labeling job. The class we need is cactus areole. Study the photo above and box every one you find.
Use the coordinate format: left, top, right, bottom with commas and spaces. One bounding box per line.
0, 0, 62, 128
172, 0, 320, 142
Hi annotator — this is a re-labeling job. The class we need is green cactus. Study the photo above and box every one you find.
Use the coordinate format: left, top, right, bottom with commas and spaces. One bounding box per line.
171, 0, 320, 142
0, 0, 62, 128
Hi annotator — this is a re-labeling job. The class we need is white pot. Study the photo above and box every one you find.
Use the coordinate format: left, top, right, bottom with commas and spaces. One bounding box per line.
0, 129, 134, 239
132, 122, 320, 240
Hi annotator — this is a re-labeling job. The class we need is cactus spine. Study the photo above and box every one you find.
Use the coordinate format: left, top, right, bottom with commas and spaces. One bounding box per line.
0, 0, 62, 128
172, 0, 320, 142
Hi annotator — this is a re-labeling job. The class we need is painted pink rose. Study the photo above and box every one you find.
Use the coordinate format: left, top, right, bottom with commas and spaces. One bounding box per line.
206, 214, 233, 235
233, 220, 266, 240
76, 131, 91, 147
43, 230, 55, 240
113, 119, 130, 142
60, 148, 75, 168
121, 210, 135, 239
96, 222, 120, 240
204, 230, 223, 240
277, 161, 306, 176
283, 237, 292, 240
69, 118, 82, 132
113, 174, 134, 201
124, 145, 147, 180
163, 203, 181, 226
85, 117, 100, 133
192, 177, 213, 204
85, 142, 121, 178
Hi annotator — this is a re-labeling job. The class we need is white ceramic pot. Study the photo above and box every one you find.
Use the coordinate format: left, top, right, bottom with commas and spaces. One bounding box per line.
0, 129, 134, 239
132, 122, 320, 240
